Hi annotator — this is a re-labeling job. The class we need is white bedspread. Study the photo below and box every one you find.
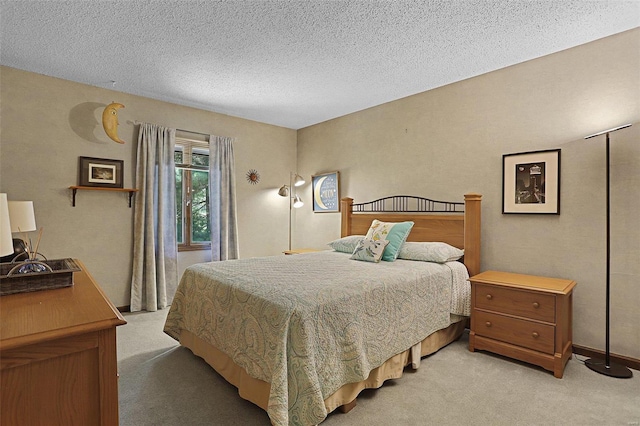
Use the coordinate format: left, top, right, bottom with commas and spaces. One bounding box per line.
164, 251, 469, 426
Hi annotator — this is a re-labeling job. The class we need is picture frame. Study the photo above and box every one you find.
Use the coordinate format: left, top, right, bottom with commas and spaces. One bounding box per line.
502, 149, 560, 214
78, 156, 124, 188
312, 171, 340, 213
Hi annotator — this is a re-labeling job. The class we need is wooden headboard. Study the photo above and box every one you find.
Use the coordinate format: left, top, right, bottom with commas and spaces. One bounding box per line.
340, 194, 482, 276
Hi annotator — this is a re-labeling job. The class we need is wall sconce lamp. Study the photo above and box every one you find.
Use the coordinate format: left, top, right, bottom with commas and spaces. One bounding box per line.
583, 123, 633, 379
279, 173, 305, 251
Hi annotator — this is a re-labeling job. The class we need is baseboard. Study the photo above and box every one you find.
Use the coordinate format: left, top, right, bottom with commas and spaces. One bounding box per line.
117, 305, 131, 313
573, 344, 640, 372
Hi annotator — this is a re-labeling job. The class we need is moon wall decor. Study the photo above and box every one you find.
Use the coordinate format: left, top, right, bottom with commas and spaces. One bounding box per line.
313, 176, 328, 209
312, 171, 340, 212
102, 102, 126, 144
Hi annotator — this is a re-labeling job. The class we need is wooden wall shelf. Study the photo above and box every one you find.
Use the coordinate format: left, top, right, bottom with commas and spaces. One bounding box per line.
69, 186, 138, 208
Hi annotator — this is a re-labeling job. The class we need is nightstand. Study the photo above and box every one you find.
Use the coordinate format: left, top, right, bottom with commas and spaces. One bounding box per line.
283, 248, 320, 255
468, 270, 576, 378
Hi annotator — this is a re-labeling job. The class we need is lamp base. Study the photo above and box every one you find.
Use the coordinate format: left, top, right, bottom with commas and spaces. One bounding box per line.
585, 358, 633, 378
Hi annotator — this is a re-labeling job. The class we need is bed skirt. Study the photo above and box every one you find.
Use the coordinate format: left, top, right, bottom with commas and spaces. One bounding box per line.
179, 319, 467, 418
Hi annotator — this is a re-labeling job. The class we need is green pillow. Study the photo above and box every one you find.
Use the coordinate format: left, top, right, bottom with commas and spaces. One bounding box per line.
364, 220, 414, 262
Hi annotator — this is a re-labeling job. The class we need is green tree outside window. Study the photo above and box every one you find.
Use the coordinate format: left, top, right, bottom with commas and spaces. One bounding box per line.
175, 142, 211, 250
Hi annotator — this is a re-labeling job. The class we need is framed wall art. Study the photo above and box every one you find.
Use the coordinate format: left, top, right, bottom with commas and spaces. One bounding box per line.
502, 149, 560, 214
312, 171, 340, 213
78, 156, 124, 188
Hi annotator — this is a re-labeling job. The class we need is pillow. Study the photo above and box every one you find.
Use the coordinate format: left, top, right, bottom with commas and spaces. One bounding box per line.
365, 220, 414, 262
350, 238, 390, 263
397, 241, 464, 263
327, 235, 365, 253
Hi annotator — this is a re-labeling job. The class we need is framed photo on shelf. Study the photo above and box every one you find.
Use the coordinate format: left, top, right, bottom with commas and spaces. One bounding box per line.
312, 171, 340, 213
78, 156, 124, 188
502, 149, 560, 214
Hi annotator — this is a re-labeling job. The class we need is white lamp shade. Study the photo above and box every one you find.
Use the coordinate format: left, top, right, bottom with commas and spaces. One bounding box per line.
1, 194, 14, 256
292, 195, 304, 208
293, 174, 305, 187
8, 201, 37, 233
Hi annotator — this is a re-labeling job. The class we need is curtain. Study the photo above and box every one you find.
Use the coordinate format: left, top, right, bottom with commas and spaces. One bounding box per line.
209, 135, 239, 261
130, 123, 178, 312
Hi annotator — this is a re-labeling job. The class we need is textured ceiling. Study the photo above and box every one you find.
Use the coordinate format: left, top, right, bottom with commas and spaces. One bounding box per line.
1, 1, 638, 129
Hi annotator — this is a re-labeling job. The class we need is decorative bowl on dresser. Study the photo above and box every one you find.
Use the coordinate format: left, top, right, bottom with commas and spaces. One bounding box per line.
468, 270, 576, 378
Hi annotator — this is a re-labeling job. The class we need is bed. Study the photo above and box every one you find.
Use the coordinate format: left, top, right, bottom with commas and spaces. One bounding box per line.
164, 193, 481, 426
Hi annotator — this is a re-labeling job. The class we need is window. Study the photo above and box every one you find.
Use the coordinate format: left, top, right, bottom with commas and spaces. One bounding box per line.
175, 138, 210, 251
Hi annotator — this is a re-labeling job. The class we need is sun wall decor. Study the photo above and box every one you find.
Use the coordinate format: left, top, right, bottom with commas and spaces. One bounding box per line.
246, 169, 260, 185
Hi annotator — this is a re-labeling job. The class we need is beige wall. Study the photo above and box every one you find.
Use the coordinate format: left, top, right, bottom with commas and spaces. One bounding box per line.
1, 29, 638, 359
0, 66, 297, 307
296, 29, 640, 358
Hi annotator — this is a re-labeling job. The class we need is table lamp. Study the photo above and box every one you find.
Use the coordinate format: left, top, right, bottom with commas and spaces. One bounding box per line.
6, 200, 50, 274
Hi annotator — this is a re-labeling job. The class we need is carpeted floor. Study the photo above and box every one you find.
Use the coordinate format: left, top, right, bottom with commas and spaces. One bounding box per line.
117, 309, 640, 426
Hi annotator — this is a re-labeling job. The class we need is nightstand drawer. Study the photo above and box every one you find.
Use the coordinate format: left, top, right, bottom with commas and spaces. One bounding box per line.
474, 283, 555, 323
474, 310, 555, 354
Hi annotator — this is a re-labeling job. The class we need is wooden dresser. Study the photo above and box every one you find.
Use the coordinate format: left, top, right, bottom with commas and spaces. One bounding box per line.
468, 270, 576, 378
0, 260, 126, 425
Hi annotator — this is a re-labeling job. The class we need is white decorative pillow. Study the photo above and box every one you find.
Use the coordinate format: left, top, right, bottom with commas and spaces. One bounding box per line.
365, 220, 414, 262
350, 238, 390, 263
327, 235, 365, 253
397, 242, 464, 263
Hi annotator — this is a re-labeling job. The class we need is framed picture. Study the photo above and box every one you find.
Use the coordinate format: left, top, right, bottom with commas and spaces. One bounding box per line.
312, 171, 340, 213
78, 156, 124, 188
503, 149, 560, 214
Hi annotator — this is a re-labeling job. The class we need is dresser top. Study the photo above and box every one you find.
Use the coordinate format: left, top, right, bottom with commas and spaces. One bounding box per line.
0, 259, 126, 350
469, 270, 576, 294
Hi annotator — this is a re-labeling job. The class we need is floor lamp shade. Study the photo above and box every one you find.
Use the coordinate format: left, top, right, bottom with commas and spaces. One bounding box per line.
292, 195, 304, 208
0, 194, 14, 256
583, 124, 633, 379
292, 173, 305, 187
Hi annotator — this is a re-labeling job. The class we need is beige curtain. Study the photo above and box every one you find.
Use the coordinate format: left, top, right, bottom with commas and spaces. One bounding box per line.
130, 123, 178, 312
209, 135, 239, 261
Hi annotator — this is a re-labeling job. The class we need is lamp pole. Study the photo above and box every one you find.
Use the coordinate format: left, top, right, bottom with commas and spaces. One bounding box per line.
288, 173, 293, 251
583, 124, 632, 378
279, 172, 305, 252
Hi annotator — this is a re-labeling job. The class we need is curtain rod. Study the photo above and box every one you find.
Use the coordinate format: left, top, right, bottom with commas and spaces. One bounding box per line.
128, 120, 210, 138
176, 128, 211, 137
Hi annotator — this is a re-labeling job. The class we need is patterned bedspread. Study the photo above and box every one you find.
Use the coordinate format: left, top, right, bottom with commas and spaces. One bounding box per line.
164, 251, 470, 426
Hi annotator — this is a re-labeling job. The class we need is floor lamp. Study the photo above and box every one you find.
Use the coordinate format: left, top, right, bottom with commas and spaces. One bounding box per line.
278, 172, 305, 251
583, 123, 633, 379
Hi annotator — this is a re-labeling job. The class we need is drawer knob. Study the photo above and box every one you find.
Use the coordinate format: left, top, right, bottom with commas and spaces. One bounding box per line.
532, 302, 540, 309
532, 331, 539, 338
486, 294, 493, 300
485, 321, 492, 327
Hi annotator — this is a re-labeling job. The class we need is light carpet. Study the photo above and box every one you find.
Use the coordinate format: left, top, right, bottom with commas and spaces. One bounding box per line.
117, 309, 640, 425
